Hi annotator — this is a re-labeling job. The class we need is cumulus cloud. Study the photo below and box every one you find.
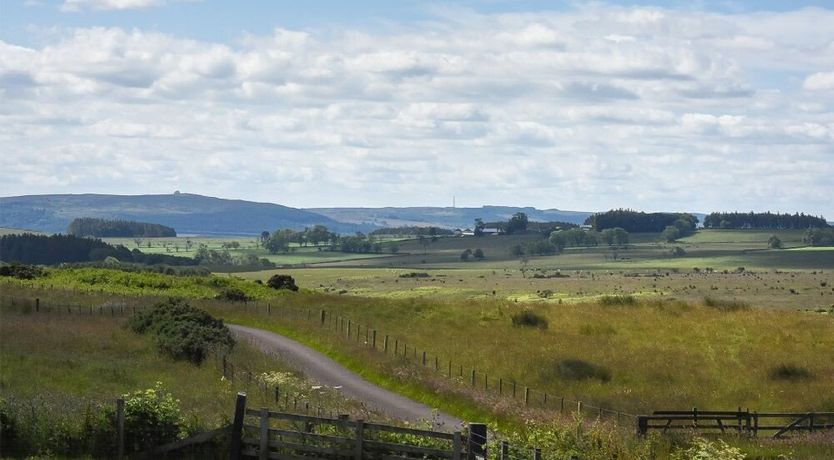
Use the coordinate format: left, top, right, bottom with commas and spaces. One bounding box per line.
804, 72, 834, 90
1, 5, 833, 216
61, 0, 165, 12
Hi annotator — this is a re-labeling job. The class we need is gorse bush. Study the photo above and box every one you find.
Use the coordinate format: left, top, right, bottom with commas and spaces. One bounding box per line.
128, 298, 235, 365
511, 310, 548, 329
769, 364, 814, 381
215, 286, 250, 301
556, 359, 611, 382
267, 274, 299, 291
0, 262, 46, 280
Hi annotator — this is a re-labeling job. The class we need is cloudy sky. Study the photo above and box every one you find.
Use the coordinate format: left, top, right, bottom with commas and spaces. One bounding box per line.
2, 1, 833, 216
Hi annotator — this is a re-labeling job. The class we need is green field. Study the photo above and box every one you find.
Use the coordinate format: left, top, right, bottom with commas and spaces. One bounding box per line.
4, 227, 834, 458
101, 236, 400, 267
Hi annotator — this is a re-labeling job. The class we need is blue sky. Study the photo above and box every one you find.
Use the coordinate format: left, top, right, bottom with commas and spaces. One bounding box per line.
2, 1, 833, 216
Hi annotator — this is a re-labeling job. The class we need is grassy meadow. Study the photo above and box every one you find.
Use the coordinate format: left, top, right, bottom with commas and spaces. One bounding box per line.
3, 227, 834, 457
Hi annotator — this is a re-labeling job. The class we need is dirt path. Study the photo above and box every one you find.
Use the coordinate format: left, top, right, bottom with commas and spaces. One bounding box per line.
228, 324, 463, 431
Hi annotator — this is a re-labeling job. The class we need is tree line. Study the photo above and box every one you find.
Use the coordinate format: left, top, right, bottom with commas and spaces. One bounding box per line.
703, 212, 828, 230
262, 226, 398, 255
0, 234, 195, 265
67, 217, 177, 237
370, 226, 453, 237
585, 209, 698, 234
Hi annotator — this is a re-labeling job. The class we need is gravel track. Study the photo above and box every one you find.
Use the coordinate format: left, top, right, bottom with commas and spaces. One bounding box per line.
229, 324, 463, 431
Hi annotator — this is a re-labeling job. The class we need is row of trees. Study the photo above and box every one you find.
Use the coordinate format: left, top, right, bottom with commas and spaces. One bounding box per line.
549, 227, 629, 249
585, 209, 698, 234
370, 226, 453, 237
67, 218, 176, 238
704, 212, 829, 230
0, 234, 195, 266
261, 225, 338, 252
262, 226, 399, 255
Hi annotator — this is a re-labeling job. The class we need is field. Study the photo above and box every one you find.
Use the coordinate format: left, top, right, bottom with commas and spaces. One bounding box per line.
101, 236, 399, 267
3, 227, 834, 457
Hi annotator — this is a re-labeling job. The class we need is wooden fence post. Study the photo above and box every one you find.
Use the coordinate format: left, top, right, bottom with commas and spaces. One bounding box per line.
229, 392, 247, 460
259, 408, 269, 460
354, 419, 365, 460
452, 431, 462, 460
500, 441, 509, 460
637, 416, 648, 437
533, 447, 542, 460
372, 330, 377, 349
116, 398, 125, 460
471, 369, 476, 387
524, 387, 530, 406
468, 423, 487, 460
320, 310, 326, 326
422, 351, 427, 366
384, 335, 389, 352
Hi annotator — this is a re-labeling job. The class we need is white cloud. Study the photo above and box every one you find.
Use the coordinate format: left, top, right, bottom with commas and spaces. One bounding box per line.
804, 72, 834, 90
1, 5, 833, 216
61, 0, 164, 12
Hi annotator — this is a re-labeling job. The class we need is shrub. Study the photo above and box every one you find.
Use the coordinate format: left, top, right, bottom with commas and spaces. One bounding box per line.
670, 247, 685, 257
473, 248, 485, 259
215, 286, 250, 301
460, 249, 472, 261
128, 298, 235, 364
0, 262, 45, 280
267, 274, 299, 291
769, 364, 813, 381
556, 359, 611, 382
671, 437, 744, 460
398, 272, 430, 278
599, 295, 637, 306
122, 383, 183, 452
703, 296, 749, 312
511, 310, 548, 329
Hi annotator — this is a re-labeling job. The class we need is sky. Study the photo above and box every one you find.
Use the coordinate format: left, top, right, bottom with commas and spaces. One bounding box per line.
1, 1, 833, 217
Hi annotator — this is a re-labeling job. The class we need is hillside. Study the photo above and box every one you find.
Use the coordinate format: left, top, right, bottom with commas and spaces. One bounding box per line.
0, 193, 358, 235
307, 206, 592, 229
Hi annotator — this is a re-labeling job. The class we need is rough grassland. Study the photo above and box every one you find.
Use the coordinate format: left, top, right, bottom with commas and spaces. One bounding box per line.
0, 307, 364, 427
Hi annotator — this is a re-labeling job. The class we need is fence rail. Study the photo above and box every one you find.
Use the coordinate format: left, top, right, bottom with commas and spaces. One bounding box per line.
637, 409, 834, 438
229, 392, 475, 460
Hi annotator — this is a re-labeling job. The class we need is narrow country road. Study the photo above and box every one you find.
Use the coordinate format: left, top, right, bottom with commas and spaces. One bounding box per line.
228, 324, 463, 431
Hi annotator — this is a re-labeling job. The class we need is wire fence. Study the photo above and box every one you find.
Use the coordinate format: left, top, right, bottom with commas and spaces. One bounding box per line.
0, 292, 639, 427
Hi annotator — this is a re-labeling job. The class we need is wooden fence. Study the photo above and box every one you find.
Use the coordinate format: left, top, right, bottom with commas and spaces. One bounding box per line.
637, 409, 834, 438
228, 392, 483, 460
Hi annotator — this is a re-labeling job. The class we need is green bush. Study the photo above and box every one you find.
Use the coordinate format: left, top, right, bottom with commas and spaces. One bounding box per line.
0, 262, 45, 279
556, 359, 611, 382
122, 382, 183, 452
769, 364, 814, 381
671, 437, 744, 460
128, 298, 235, 364
267, 274, 299, 291
215, 286, 250, 302
511, 310, 548, 329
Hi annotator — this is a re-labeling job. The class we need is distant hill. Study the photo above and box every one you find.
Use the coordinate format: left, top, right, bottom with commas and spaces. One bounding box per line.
307, 206, 593, 230
0, 193, 358, 236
